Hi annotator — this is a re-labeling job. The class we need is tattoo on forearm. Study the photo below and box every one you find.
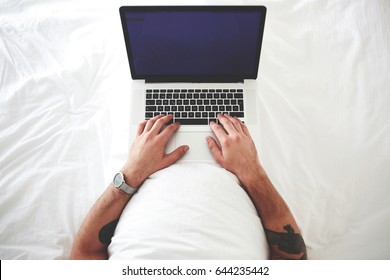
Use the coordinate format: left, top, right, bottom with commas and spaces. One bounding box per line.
265, 224, 307, 259
98, 219, 119, 245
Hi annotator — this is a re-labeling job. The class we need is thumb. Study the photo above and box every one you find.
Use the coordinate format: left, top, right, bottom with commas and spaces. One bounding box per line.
164, 145, 189, 166
206, 136, 223, 164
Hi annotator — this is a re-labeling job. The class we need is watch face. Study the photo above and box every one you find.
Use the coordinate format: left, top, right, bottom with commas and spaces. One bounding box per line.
113, 172, 124, 187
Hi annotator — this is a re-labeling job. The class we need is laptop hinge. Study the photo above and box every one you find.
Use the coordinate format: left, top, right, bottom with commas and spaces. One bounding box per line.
145, 78, 245, 84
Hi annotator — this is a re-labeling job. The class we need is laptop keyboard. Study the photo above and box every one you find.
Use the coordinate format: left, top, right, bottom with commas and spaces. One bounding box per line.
145, 89, 244, 125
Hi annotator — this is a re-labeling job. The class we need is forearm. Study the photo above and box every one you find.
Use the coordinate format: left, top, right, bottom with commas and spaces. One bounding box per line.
70, 185, 132, 260
241, 167, 307, 260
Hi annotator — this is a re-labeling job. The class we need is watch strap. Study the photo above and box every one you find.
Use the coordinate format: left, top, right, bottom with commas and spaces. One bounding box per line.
117, 181, 138, 195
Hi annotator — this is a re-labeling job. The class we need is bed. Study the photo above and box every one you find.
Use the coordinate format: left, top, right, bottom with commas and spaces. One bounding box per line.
1, 0, 389, 260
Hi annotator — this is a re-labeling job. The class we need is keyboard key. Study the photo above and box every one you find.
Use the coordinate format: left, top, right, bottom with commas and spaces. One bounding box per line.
146, 89, 152, 93
175, 118, 208, 125
145, 112, 153, 118
238, 100, 244, 111
237, 89, 243, 92
146, 94, 152, 99
146, 106, 156, 111
146, 100, 155, 105
230, 112, 244, 118
234, 93, 243, 98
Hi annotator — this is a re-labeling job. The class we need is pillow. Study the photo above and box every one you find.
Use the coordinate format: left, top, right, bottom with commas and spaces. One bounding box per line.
108, 163, 269, 259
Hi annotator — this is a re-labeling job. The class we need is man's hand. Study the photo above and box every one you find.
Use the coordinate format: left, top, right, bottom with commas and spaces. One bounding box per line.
207, 114, 264, 186
122, 114, 189, 188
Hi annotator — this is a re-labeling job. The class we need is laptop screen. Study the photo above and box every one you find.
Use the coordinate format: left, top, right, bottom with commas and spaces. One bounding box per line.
120, 6, 266, 82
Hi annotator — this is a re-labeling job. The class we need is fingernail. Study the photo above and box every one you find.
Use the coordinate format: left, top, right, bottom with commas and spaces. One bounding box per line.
206, 136, 211, 142
184, 146, 189, 151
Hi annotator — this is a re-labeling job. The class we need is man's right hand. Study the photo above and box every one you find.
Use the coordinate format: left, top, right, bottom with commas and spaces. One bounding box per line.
206, 114, 264, 186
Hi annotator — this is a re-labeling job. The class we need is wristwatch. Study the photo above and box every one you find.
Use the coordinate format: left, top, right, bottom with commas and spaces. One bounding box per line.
113, 172, 138, 195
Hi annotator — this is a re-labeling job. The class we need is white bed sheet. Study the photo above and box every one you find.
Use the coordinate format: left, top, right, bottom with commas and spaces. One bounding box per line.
0, 0, 389, 259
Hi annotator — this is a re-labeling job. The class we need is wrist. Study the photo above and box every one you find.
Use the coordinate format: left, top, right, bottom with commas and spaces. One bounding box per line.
239, 164, 267, 190
120, 167, 145, 189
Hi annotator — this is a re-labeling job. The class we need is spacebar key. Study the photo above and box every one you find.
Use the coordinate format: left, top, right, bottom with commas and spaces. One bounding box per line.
175, 118, 208, 125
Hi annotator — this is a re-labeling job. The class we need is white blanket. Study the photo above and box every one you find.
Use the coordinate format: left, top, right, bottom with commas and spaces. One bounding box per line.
0, 0, 389, 259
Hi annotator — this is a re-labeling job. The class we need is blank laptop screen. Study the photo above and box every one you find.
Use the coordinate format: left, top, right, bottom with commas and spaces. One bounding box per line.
120, 6, 266, 82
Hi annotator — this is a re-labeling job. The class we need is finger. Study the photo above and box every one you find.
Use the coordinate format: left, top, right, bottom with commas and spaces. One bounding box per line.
150, 114, 174, 135
144, 114, 164, 131
210, 121, 228, 142
137, 120, 148, 135
206, 136, 223, 165
159, 121, 180, 142
240, 121, 251, 137
163, 145, 189, 166
224, 114, 243, 134
217, 114, 238, 135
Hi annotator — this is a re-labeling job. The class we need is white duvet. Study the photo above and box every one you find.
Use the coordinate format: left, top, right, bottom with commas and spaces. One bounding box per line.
1, 0, 389, 259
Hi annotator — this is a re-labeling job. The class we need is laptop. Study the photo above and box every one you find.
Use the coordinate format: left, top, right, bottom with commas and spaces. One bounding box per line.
119, 6, 267, 162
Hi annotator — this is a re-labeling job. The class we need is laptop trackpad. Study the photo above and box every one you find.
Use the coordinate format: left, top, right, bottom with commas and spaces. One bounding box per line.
166, 131, 216, 162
